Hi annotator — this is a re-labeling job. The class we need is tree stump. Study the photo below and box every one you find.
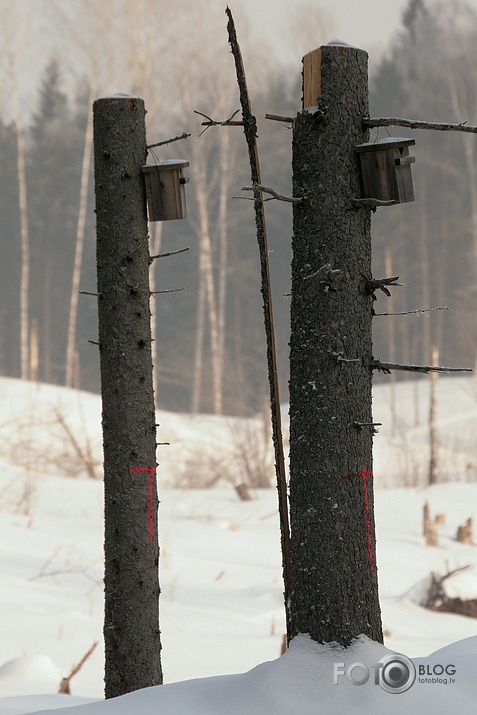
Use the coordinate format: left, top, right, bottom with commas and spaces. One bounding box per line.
456, 518, 474, 545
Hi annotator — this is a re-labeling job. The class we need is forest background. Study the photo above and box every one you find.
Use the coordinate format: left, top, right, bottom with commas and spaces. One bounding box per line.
1, 0, 476, 417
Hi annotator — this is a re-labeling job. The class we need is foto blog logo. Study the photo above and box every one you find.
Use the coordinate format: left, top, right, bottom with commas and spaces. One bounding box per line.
333, 653, 416, 693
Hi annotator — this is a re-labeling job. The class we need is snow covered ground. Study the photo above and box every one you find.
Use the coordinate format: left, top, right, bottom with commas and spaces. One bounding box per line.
0, 375, 476, 713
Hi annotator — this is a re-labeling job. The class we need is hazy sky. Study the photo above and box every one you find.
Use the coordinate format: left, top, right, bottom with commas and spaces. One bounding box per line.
239, 0, 477, 67
240, 0, 407, 52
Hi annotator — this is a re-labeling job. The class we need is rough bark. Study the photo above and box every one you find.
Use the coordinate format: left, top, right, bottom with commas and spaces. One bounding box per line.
93, 95, 162, 698
289, 44, 383, 645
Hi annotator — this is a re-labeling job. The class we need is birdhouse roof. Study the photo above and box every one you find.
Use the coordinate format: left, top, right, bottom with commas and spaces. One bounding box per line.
142, 160, 189, 172
356, 137, 415, 153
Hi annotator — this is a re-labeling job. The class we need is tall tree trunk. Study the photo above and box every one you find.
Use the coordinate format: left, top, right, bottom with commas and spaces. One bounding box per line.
191, 273, 206, 414
419, 178, 431, 363
289, 44, 383, 645
11, 77, 30, 381
192, 150, 222, 414
447, 68, 477, 368
428, 346, 440, 486
93, 95, 162, 698
217, 128, 231, 406
65, 87, 94, 388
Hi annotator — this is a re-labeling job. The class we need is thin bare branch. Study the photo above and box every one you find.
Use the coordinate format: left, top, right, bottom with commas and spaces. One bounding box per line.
364, 117, 477, 133
238, 184, 303, 204
265, 113, 295, 123
147, 132, 191, 149
374, 306, 455, 317
59, 641, 99, 694
194, 108, 243, 127
371, 359, 472, 374
194, 109, 244, 136
351, 197, 398, 207
150, 247, 190, 260
366, 276, 403, 297
226, 5, 291, 640
150, 287, 185, 295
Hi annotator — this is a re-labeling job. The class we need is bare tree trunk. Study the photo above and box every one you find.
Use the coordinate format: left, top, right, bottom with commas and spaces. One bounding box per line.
193, 150, 222, 414
217, 128, 231, 406
419, 178, 431, 364
65, 87, 94, 388
428, 346, 440, 486
447, 69, 477, 369
93, 95, 162, 698
29, 319, 39, 382
289, 44, 383, 645
191, 272, 206, 414
11, 75, 30, 380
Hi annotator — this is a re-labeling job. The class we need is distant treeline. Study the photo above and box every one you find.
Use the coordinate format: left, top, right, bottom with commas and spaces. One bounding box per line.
0, 0, 476, 415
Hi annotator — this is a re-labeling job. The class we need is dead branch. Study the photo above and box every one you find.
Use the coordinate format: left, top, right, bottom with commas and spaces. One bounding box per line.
364, 117, 477, 134
53, 407, 99, 480
28, 546, 101, 583
147, 132, 191, 149
422, 565, 473, 610
370, 359, 472, 374
150, 247, 190, 260
195, 109, 243, 125
352, 421, 382, 431
374, 305, 455, 317
150, 287, 185, 295
194, 109, 244, 136
226, 5, 291, 638
238, 184, 303, 204
365, 275, 403, 297
79, 291, 101, 297
265, 113, 295, 124
351, 197, 397, 207
58, 641, 99, 694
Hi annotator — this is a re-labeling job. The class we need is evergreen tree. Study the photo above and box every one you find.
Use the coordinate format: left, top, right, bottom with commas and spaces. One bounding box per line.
370, 0, 477, 378
0, 120, 21, 376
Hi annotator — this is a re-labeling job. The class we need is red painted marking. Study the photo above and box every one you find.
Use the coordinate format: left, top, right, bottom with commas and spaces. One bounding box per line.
342, 469, 375, 577
129, 467, 156, 543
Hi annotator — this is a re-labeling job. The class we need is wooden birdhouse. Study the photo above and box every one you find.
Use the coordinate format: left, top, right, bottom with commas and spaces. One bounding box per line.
356, 137, 415, 204
141, 160, 189, 221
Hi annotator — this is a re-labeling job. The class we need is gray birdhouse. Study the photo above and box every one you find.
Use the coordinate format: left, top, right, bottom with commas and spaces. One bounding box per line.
142, 160, 190, 221
356, 137, 415, 204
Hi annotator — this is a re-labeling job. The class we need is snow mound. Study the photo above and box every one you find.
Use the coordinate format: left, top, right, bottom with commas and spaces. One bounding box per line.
0, 655, 62, 697
28, 634, 477, 715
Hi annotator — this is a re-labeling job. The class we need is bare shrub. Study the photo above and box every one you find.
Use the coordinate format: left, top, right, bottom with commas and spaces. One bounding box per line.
174, 412, 274, 489
1, 405, 102, 479
422, 564, 474, 615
